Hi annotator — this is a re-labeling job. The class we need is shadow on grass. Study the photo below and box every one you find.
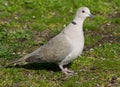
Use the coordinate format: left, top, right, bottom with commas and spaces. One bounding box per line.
6, 63, 72, 72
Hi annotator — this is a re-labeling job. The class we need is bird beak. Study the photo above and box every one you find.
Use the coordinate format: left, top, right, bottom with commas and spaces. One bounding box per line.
89, 14, 94, 18
86, 12, 94, 18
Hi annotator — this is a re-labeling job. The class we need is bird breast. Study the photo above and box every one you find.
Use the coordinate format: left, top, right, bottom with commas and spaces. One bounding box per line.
63, 29, 84, 64
69, 33, 84, 59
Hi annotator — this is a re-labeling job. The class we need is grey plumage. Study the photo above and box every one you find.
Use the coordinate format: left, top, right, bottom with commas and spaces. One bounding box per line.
9, 33, 72, 65
7, 7, 93, 75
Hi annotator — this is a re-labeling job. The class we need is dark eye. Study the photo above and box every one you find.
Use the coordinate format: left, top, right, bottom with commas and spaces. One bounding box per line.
82, 10, 85, 13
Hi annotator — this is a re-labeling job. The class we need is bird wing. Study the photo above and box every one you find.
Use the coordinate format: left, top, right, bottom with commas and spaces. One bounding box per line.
7, 32, 73, 66
29, 32, 73, 63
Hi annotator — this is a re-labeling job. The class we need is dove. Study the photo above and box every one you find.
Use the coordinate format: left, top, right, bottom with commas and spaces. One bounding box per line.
7, 7, 93, 75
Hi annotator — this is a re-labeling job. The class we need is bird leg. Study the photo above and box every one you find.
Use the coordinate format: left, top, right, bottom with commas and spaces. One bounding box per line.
59, 65, 74, 75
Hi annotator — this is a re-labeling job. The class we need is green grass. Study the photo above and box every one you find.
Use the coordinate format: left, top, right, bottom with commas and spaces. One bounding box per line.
0, 0, 120, 87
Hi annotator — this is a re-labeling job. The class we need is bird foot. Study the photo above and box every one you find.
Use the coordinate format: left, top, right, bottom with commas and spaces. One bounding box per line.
62, 67, 74, 76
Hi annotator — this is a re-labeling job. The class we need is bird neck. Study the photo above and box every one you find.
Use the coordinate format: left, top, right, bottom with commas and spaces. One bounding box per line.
72, 17, 85, 32
73, 17, 85, 25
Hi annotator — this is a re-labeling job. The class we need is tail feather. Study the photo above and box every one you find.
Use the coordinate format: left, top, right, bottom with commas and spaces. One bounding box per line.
8, 57, 27, 66
6, 53, 33, 67
5, 53, 43, 67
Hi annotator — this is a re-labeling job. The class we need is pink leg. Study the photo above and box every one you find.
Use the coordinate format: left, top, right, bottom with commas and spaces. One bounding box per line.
59, 65, 74, 75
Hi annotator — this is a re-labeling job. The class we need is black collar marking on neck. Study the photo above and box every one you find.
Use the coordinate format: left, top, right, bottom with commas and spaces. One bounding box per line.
71, 21, 77, 25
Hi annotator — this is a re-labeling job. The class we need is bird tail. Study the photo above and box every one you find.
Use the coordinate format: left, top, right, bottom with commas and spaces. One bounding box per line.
5, 53, 33, 67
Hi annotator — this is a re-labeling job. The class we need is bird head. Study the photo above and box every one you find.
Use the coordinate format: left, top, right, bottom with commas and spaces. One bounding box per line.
76, 7, 93, 19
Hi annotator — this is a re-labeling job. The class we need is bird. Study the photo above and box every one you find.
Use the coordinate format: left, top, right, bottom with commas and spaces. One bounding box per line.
7, 7, 93, 75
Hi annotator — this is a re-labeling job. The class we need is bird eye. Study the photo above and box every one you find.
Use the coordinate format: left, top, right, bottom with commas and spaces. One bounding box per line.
82, 10, 85, 13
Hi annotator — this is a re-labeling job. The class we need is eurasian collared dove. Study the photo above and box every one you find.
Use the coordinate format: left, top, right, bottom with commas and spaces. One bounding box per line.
7, 7, 93, 75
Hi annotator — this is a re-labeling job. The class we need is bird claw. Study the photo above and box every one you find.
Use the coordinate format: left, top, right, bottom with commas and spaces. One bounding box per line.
62, 67, 74, 76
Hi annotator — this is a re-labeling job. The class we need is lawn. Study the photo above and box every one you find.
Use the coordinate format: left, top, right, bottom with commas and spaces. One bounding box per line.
0, 0, 120, 87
